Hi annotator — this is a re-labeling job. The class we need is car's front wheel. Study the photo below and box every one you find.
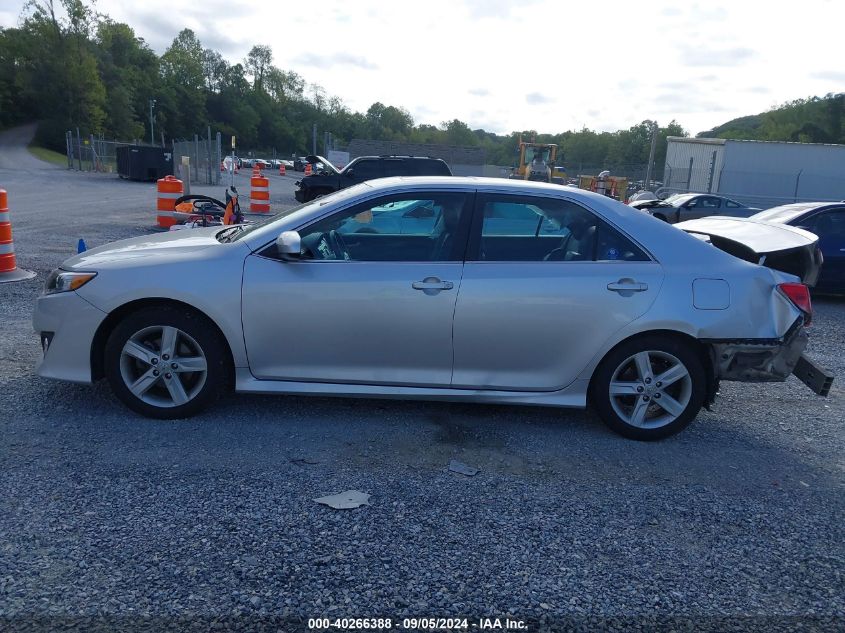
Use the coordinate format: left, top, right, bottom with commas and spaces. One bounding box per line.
104, 306, 230, 419
591, 335, 706, 440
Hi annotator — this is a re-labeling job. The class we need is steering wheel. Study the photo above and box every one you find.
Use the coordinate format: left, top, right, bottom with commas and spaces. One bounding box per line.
326, 230, 351, 260
543, 231, 574, 261
175, 195, 227, 216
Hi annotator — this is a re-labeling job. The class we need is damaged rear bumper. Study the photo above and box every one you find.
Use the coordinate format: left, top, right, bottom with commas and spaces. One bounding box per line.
706, 319, 834, 396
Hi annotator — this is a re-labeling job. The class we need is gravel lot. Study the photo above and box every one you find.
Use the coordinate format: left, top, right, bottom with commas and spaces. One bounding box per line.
1, 141, 843, 632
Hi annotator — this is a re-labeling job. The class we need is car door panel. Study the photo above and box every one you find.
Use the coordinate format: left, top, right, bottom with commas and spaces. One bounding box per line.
804, 210, 845, 292
242, 258, 463, 386
242, 190, 474, 387
452, 192, 663, 391
451, 262, 663, 390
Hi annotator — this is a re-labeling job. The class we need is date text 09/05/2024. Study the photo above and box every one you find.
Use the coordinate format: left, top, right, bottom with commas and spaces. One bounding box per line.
308, 617, 528, 630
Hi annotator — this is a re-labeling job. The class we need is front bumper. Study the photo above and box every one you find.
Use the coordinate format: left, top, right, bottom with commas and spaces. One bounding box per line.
32, 291, 108, 384
708, 319, 834, 395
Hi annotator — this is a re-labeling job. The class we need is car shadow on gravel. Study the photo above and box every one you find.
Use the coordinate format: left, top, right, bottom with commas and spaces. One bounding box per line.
4, 373, 840, 500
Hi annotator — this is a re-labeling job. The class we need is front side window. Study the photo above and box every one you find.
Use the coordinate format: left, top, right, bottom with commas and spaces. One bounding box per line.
699, 197, 721, 209
298, 193, 470, 262
474, 195, 649, 262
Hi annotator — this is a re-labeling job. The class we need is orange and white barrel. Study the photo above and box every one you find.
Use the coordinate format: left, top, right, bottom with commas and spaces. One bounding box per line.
304, 163, 312, 176
0, 189, 17, 273
156, 176, 183, 228
0, 189, 35, 283
279, 163, 286, 176
249, 175, 270, 213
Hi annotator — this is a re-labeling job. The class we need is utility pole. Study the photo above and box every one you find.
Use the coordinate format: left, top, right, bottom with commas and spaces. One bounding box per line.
644, 121, 658, 190
149, 99, 156, 145
312, 123, 317, 155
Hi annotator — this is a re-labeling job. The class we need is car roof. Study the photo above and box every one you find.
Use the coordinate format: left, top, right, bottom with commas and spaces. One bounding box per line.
352, 155, 446, 161
751, 202, 845, 224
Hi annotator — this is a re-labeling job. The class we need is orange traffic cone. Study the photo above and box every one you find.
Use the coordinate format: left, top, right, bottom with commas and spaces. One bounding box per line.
0, 189, 36, 283
249, 174, 270, 213
156, 176, 183, 228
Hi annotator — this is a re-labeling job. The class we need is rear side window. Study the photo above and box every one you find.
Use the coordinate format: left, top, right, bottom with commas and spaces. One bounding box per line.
473, 194, 649, 262
413, 160, 451, 176
382, 160, 408, 177
351, 160, 381, 180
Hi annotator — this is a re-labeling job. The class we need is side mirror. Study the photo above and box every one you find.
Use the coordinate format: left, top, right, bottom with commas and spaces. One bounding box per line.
276, 231, 301, 259
345, 168, 355, 178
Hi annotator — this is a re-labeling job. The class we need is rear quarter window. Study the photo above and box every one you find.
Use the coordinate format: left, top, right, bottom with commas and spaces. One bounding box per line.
413, 160, 451, 176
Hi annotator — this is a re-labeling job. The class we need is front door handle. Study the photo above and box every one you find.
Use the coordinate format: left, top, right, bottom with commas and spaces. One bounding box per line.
412, 277, 454, 293
607, 279, 648, 294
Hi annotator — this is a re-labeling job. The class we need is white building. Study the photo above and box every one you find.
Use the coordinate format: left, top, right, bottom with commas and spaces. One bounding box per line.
663, 137, 845, 208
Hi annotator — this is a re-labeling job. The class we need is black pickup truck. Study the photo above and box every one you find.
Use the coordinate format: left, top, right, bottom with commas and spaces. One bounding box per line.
294, 155, 452, 202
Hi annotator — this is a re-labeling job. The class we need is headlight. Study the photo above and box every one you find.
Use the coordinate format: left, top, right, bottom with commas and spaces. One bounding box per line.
44, 270, 97, 295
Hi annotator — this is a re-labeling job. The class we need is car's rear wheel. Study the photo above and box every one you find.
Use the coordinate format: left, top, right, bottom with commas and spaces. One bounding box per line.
591, 335, 705, 440
104, 306, 230, 419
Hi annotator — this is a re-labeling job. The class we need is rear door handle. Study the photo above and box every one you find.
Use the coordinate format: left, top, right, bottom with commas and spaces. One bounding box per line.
413, 277, 454, 292
607, 279, 648, 293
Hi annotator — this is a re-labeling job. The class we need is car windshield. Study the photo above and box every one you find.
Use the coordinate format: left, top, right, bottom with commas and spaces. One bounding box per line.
665, 194, 695, 207
526, 147, 551, 162
224, 183, 374, 242
751, 204, 823, 224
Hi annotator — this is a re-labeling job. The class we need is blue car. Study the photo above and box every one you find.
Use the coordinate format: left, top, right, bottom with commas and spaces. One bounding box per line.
750, 202, 845, 294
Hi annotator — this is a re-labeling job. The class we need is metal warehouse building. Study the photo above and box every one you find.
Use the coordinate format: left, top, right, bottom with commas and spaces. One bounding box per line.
662, 136, 845, 208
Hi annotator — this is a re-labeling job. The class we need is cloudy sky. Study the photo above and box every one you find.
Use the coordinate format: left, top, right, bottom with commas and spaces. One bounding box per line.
1, 0, 843, 136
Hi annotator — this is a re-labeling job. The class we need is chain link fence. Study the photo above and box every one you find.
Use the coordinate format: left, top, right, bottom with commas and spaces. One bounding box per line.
65, 129, 222, 185
172, 131, 222, 186
663, 163, 845, 208
65, 131, 146, 173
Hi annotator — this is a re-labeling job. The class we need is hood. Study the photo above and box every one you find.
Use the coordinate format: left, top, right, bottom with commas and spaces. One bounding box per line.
61, 227, 225, 270
676, 216, 822, 286
306, 155, 339, 175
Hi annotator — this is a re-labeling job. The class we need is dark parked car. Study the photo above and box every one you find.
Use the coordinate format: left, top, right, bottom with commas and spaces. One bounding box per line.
630, 193, 760, 223
293, 157, 310, 171
749, 202, 845, 294
295, 155, 452, 202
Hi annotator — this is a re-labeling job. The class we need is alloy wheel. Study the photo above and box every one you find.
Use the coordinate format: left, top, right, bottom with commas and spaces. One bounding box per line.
608, 350, 692, 429
119, 325, 208, 408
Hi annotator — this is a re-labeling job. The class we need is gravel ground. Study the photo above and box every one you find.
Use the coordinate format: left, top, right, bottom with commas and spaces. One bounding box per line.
1, 141, 844, 632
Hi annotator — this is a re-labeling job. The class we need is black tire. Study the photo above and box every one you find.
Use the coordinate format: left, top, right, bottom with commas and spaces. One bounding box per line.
104, 305, 231, 419
591, 334, 706, 440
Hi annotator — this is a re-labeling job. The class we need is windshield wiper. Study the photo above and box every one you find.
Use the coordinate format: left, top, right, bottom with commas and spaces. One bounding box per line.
217, 225, 245, 243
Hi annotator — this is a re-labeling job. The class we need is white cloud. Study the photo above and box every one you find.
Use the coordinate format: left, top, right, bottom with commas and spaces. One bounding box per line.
1, 0, 843, 136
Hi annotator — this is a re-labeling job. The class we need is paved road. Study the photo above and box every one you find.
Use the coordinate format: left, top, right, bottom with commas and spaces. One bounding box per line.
0, 152, 843, 631
0, 124, 61, 171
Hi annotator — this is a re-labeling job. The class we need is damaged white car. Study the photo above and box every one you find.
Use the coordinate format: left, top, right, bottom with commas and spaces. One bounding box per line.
33, 178, 833, 440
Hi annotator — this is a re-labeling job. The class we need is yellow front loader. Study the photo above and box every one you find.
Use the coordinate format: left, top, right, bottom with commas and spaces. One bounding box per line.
509, 137, 567, 184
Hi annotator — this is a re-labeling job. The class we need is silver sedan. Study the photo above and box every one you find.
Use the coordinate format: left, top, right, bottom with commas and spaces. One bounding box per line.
33, 177, 832, 440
